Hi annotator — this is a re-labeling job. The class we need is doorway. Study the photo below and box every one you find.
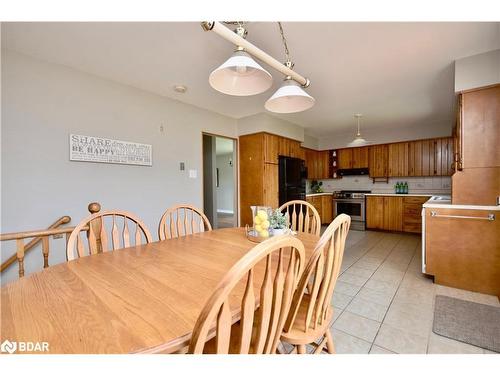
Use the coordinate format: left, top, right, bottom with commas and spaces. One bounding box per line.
202, 134, 238, 229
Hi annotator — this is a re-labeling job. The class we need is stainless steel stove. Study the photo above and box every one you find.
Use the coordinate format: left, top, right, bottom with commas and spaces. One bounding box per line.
333, 190, 371, 231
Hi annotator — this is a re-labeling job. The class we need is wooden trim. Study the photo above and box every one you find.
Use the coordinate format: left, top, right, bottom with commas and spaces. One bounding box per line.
457, 82, 500, 94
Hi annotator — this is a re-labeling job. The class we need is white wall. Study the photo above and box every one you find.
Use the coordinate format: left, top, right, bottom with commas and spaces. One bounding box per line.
1, 50, 237, 283
455, 49, 500, 92
237, 113, 304, 142
216, 153, 234, 213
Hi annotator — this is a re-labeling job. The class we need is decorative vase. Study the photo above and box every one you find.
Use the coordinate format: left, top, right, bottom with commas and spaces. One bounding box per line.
272, 228, 286, 236
250, 206, 272, 238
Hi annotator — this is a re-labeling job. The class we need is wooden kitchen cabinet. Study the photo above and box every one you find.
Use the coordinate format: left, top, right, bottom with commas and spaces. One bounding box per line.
366, 196, 384, 229
304, 148, 330, 180
383, 196, 403, 231
388, 142, 409, 177
321, 195, 333, 224
425, 206, 500, 296
338, 147, 368, 169
402, 196, 429, 233
263, 133, 279, 164
306, 196, 322, 219
452, 85, 500, 206
369, 144, 389, 178
367, 195, 426, 233
240, 132, 304, 226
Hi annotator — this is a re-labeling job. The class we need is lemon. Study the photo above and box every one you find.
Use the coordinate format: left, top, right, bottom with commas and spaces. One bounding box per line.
261, 220, 270, 229
259, 230, 270, 238
255, 224, 262, 232
254, 215, 262, 225
257, 210, 268, 221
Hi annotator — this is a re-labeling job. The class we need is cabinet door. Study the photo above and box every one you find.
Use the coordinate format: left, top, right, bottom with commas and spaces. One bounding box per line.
337, 149, 353, 169
366, 196, 384, 229
462, 85, 500, 168
352, 147, 369, 168
297, 146, 306, 161
383, 197, 403, 231
408, 141, 423, 176
388, 142, 408, 177
311, 196, 322, 219
421, 140, 432, 176
321, 195, 333, 224
320, 150, 331, 179
369, 145, 389, 177
441, 137, 454, 176
278, 137, 290, 157
263, 134, 279, 164
263, 163, 279, 209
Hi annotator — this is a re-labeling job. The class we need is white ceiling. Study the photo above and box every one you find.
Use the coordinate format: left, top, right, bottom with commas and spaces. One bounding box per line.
2, 22, 499, 137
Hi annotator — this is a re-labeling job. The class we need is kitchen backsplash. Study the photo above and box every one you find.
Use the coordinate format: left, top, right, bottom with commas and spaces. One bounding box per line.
307, 175, 451, 195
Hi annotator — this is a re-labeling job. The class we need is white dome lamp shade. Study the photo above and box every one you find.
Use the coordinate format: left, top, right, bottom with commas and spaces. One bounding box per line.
265, 78, 315, 113
209, 49, 273, 96
347, 114, 370, 147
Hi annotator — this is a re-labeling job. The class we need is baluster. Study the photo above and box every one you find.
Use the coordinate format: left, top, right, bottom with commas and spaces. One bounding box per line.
16, 239, 25, 278
123, 217, 130, 248
88, 202, 103, 253
169, 212, 175, 239
216, 301, 232, 354
304, 207, 310, 233
264, 248, 284, 353
183, 208, 189, 235
298, 205, 304, 233
41, 236, 49, 268
135, 223, 142, 245
76, 234, 85, 258
254, 254, 273, 353
100, 217, 109, 252
239, 269, 255, 353
306, 254, 324, 330
111, 215, 120, 249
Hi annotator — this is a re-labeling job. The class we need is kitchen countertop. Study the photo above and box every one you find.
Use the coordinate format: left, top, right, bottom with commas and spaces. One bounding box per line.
364, 193, 434, 197
306, 192, 334, 197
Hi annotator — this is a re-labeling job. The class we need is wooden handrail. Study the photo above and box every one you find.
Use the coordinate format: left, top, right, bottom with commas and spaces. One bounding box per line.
1, 216, 71, 273
1, 202, 101, 276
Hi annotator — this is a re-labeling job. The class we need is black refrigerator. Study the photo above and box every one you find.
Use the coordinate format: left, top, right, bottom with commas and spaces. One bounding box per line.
279, 156, 307, 206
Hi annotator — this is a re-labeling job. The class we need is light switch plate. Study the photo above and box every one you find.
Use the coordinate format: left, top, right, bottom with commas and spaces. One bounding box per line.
189, 169, 197, 179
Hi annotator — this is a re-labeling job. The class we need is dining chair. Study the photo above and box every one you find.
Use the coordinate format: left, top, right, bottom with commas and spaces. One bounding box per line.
279, 200, 321, 237
189, 235, 306, 354
158, 204, 212, 240
66, 210, 153, 261
280, 213, 351, 354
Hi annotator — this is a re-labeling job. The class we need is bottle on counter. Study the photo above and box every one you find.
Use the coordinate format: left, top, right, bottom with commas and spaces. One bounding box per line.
404, 182, 408, 194
395, 182, 400, 194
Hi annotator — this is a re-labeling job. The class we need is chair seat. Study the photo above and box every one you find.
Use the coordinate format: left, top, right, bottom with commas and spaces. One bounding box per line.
280, 294, 333, 346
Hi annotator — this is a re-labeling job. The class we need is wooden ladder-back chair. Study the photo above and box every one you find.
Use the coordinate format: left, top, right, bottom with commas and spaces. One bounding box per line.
279, 200, 321, 237
158, 204, 212, 240
66, 210, 153, 261
280, 213, 351, 354
189, 235, 306, 354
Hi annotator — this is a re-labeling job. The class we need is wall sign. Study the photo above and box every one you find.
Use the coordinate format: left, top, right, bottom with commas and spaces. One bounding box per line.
69, 134, 152, 166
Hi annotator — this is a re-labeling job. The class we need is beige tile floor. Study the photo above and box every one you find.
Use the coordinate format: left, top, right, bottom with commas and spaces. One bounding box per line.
322, 229, 499, 354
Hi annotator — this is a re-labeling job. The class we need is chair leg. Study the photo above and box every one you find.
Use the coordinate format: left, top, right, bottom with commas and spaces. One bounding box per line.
297, 344, 307, 354
325, 330, 335, 354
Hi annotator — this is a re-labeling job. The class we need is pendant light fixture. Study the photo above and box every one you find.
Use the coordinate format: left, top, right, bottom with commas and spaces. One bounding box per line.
265, 23, 315, 113
348, 114, 370, 146
208, 24, 273, 96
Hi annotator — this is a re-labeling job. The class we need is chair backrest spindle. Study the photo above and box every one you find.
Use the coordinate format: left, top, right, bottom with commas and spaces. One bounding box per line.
158, 204, 212, 240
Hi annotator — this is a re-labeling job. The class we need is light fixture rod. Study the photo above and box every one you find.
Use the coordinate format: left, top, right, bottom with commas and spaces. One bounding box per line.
201, 21, 310, 88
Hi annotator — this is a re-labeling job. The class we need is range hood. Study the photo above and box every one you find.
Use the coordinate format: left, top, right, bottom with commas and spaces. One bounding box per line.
338, 168, 369, 176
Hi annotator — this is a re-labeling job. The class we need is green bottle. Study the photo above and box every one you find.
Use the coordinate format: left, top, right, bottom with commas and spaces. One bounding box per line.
404, 182, 408, 194
395, 182, 400, 194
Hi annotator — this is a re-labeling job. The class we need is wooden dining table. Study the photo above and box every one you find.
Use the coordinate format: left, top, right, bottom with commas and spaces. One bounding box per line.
1, 227, 317, 354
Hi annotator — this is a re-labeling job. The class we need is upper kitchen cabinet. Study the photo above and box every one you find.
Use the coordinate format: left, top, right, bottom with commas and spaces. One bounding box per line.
407, 138, 454, 177
263, 133, 279, 164
388, 142, 409, 177
458, 85, 500, 169
337, 147, 368, 169
368, 144, 389, 178
304, 148, 330, 180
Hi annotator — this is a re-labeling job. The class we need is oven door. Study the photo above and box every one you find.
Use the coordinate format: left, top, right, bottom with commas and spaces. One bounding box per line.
334, 199, 365, 222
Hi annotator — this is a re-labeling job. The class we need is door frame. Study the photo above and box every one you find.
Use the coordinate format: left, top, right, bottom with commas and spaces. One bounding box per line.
201, 132, 239, 227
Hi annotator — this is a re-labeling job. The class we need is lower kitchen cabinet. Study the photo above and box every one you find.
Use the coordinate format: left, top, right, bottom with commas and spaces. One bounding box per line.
306, 195, 333, 224
366, 195, 429, 233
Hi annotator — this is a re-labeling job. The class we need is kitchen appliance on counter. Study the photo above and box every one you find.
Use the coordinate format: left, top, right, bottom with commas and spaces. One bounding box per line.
279, 156, 307, 206
333, 190, 371, 231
